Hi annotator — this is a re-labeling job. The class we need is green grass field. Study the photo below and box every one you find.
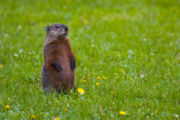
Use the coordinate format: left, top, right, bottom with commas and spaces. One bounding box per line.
0, 0, 180, 119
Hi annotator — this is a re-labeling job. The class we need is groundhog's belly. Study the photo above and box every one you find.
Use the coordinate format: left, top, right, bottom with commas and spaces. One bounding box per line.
49, 55, 74, 89
57, 57, 73, 82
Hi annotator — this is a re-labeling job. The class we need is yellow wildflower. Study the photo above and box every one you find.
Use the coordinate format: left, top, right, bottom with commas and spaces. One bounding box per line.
164, 76, 167, 80
102, 76, 107, 80
82, 17, 88, 24
83, 80, 86, 83
77, 88, 85, 95
119, 111, 126, 115
31, 115, 36, 119
66, 0, 71, 4
0, 64, 2, 68
156, 83, 159, 86
96, 82, 100, 86
64, 107, 67, 112
97, 76, 100, 79
82, 75, 85, 79
120, 68, 125, 73
54, 117, 60, 120
111, 91, 113, 94
85, 20, 88, 24
5, 105, 10, 109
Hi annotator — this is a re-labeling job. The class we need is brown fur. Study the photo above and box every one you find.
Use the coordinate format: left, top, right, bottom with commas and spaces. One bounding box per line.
41, 24, 75, 93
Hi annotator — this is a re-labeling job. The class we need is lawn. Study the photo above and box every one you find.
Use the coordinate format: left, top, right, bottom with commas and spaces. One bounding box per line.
0, 0, 179, 119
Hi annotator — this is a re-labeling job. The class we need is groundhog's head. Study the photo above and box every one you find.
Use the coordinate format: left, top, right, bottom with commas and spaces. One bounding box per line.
46, 24, 68, 38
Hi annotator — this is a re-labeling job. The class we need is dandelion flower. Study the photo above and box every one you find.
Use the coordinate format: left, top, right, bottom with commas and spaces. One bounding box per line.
54, 117, 60, 120
119, 111, 126, 115
5, 105, 10, 109
0, 64, 2, 68
82, 75, 85, 79
164, 76, 167, 80
139, 103, 142, 107
84, 19, 88, 24
156, 83, 159, 86
77, 88, 85, 95
64, 108, 67, 112
120, 68, 125, 73
83, 80, 86, 83
31, 115, 36, 119
96, 82, 100, 86
66, 0, 71, 4
102, 76, 107, 80
97, 76, 100, 79
111, 91, 116, 94
82, 17, 88, 24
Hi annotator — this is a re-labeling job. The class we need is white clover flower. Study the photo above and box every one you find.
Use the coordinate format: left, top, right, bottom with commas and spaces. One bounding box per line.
18, 25, 22, 30
5, 34, 8, 37
140, 74, 144, 78
19, 49, 23, 53
14, 53, 18, 57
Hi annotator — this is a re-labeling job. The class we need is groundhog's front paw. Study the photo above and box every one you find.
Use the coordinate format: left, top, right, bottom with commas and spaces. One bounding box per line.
52, 63, 63, 72
71, 57, 76, 70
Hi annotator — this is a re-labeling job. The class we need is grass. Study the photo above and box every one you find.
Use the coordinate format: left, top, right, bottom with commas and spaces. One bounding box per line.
0, 0, 180, 119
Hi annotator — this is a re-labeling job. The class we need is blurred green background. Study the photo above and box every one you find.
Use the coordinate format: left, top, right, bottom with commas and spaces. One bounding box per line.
0, 0, 180, 119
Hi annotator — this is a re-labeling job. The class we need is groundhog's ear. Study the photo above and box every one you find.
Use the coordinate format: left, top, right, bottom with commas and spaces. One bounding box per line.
46, 26, 51, 31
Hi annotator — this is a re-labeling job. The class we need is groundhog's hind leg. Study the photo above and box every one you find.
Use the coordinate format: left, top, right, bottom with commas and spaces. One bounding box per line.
41, 65, 55, 93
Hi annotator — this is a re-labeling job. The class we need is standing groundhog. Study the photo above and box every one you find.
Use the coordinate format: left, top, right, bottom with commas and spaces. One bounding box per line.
41, 24, 76, 93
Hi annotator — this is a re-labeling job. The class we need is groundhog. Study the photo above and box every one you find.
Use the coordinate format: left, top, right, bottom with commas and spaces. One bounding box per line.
41, 24, 76, 93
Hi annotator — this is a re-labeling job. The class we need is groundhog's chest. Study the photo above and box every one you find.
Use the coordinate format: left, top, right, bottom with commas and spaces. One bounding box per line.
45, 44, 73, 78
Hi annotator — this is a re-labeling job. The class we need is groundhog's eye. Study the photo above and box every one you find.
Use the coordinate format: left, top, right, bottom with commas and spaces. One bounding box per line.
55, 26, 60, 29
